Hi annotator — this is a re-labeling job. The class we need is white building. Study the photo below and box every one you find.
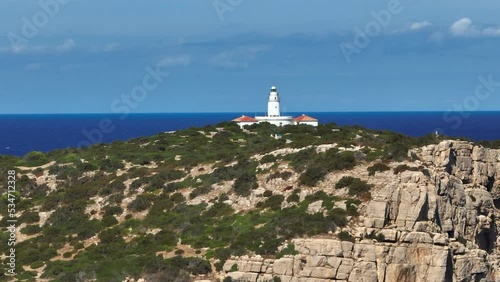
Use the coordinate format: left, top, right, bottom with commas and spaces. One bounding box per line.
233, 85, 319, 128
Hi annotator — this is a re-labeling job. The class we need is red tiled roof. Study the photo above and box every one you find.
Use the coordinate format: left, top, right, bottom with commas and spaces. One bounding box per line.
294, 114, 318, 121
232, 115, 259, 122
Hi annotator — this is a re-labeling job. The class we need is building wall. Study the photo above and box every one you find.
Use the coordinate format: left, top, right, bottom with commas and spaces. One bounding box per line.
236, 121, 258, 128
255, 116, 295, 127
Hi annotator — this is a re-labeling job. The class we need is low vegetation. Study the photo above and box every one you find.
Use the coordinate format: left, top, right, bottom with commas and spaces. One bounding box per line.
367, 163, 390, 176
0, 121, 448, 280
335, 176, 372, 197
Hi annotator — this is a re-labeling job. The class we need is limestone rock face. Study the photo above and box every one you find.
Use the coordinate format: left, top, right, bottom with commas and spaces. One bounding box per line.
223, 238, 464, 282
222, 141, 500, 282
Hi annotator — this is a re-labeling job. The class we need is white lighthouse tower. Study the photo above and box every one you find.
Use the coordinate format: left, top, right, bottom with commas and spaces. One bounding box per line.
267, 85, 280, 117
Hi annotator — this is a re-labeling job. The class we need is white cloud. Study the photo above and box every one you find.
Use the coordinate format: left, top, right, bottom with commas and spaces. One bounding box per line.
450, 18, 477, 37
483, 27, 500, 37
55, 39, 75, 52
409, 20, 432, 31
450, 17, 500, 37
391, 20, 432, 34
0, 38, 76, 54
209, 45, 270, 68
158, 55, 192, 67
10, 44, 47, 54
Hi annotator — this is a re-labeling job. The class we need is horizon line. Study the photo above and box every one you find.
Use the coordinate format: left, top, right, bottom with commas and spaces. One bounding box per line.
1, 110, 500, 115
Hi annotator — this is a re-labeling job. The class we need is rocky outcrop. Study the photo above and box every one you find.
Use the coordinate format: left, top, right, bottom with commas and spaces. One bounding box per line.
223, 141, 500, 281
223, 236, 490, 282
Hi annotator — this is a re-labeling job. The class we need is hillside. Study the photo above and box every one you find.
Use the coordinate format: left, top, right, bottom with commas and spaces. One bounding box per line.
1, 122, 499, 281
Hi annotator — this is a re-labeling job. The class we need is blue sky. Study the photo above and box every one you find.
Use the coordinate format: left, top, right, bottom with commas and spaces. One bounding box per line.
1, 0, 500, 113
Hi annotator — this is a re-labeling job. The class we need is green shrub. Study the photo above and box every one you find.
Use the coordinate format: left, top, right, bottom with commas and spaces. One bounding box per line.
345, 199, 360, 216
338, 231, 355, 242
19, 211, 40, 224
328, 208, 348, 227
284, 148, 317, 172
348, 180, 372, 196
204, 202, 233, 218
276, 243, 298, 258
260, 154, 277, 164
299, 167, 327, 186
328, 151, 356, 171
98, 227, 123, 245
56, 153, 81, 164
229, 263, 238, 272
266, 171, 293, 182
393, 164, 419, 174
257, 195, 285, 211
335, 176, 355, 189
101, 215, 118, 227
286, 193, 300, 203
33, 167, 44, 176
30, 261, 44, 269
263, 190, 273, 197
158, 169, 186, 181
190, 185, 212, 199
100, 180, 126, 196
297, 150, 357, 187
75, 161, 98, 172
74, 242, 84, 250
104, 205, 123, 216
22, 151, 49, 167
170, 192, 185, 204
146, 175, 166, 191
233, 172, 258, 196
305, 191, 331, 203
49, 165, 80, 180
335, 177, 371, 197
108, 194, 125, 205
21, 225, 42, 235
98, 158, 125, 172
164, 182, 183, 193
367, 163, 390, 176
128, 195, 152, 212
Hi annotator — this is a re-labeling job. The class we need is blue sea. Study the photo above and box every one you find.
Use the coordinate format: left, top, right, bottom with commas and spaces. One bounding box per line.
1, 112, 500, 157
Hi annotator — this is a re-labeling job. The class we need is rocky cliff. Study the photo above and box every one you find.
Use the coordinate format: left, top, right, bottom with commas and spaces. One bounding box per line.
222, 140, 500, 282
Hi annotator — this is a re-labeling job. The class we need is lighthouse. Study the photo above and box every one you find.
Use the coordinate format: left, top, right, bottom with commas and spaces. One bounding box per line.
232, 84, 318, 128
267, 85, 280, 117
